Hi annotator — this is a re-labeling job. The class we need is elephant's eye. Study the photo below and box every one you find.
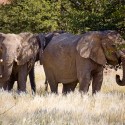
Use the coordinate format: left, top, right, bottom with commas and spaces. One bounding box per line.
112, 44, 116, 47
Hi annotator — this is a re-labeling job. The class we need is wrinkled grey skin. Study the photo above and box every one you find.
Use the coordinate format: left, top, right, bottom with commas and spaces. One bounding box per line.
0, 32, 46, 92
42, 30, 124, 94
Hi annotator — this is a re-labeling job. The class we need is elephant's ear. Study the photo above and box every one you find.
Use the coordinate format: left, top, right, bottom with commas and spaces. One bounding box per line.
16, 32, 39, 65
76, 32, 107, 65
37, 33, 46, 65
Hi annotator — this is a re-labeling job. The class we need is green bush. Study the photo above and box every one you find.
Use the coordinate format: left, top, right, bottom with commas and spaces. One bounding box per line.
0, 0, 125, 37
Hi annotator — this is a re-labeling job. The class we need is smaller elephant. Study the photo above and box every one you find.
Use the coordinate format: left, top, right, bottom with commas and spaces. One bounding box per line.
0, 32, 46, 92
2, 31, 65, 93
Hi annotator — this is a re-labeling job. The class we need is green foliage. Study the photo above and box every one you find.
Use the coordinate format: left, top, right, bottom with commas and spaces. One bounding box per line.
0, 0, 125, 37
63, 0, 125, 36
0, 0, 59, 33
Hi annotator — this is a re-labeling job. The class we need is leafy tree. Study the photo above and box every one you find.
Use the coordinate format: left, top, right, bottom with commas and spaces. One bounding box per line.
0, 0, 59, 33
0, 0, 125, 37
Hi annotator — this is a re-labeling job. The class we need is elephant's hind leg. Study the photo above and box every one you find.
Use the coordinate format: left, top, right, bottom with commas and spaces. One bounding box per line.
46, 72, 58, 93
29, 66, 36, 93
6, 74, 16, 91
44, 66, 58, 93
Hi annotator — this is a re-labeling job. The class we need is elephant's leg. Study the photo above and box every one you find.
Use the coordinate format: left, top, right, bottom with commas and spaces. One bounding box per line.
77, 65, 91, 93
49, 81, 58, 93
92, 68, 103, 94
77, 58, 91, 93
18, 64, 28, 92
62, 81, 77, 94
3, 81, 9, 90
47, 75, 58, 93
44, 69, 58, 93
78, 73, 91, 93
29, 66, 36, 93
7, 77, 15, 91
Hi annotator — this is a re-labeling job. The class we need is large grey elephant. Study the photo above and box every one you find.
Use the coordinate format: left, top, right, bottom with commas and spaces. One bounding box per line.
0, 32, 47, 92
42, 30, 125, 94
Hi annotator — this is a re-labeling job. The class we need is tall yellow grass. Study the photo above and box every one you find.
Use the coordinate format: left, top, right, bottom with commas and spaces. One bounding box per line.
0, 64, 125, 125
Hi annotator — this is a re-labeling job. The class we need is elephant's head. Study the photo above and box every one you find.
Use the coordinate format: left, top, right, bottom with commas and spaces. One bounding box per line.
0, 33, 22, 87
0, 32, 46, 88
77, 30, 124, 66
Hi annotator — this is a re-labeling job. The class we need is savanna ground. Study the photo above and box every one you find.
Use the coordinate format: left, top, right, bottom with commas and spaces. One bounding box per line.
0, 63, 125, 125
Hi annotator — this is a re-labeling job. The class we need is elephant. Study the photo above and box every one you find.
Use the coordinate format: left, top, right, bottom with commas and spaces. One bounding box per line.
0, 32, 47, 92
0, 31, 65, 93
42, 30, 124, 94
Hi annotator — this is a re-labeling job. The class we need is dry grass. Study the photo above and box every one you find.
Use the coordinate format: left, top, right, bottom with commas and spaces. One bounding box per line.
0, 64, 125, 125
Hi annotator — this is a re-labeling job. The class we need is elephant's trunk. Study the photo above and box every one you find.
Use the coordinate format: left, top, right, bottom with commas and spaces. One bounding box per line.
0, 35, 16, 88
0, 53, 14, 86
116, 51, 125, 86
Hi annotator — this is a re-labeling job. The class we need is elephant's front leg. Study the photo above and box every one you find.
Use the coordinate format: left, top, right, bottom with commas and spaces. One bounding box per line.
92, 67, 103, 94
3, 81, 9, 90
18, 64, 28, 92
78, 72, 91, 93
29, 66, 36, 93
77, 58, 92, 93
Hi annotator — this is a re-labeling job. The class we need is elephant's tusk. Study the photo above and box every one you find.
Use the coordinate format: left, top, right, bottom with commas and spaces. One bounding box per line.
0, 75, 2, 78
14, 58, 18, 62
0, 59, 3, 62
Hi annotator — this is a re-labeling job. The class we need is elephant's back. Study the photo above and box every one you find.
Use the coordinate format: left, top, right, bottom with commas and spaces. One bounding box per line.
43, 33, 80, 59
50, 33, 80, 45
45, 33, 81, 52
